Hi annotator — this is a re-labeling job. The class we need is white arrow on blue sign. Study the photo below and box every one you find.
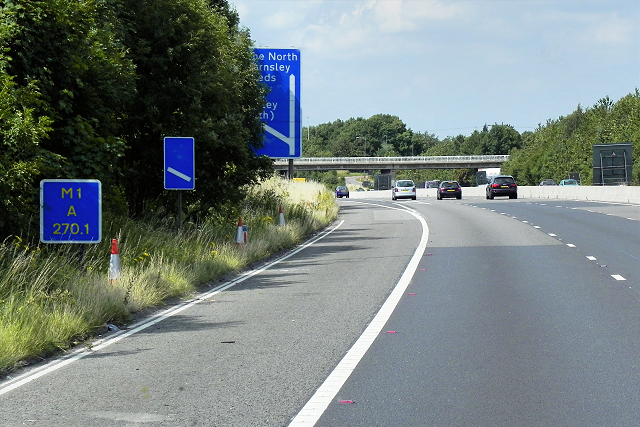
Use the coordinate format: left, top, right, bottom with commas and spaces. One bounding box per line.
164, 137, 195, 190
254, 48, 302, 158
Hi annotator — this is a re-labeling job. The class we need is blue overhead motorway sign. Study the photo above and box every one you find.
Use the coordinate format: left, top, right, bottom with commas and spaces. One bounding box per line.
164, 137, 195, 190
254, 48, 301, 158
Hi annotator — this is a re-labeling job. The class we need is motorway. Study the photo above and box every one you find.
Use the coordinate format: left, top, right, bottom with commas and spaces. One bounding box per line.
1, 191, 639, 426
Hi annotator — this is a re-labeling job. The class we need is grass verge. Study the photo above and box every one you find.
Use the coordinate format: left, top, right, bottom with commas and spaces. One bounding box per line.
0, 177, 338, 375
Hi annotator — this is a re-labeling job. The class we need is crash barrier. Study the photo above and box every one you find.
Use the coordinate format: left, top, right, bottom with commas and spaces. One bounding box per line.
412, 186, 640, 205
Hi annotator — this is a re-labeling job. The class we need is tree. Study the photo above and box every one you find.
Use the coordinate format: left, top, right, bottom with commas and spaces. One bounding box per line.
480, 124, 522, 155
0, 71, 57, 237
3, 0, 136, 182
0, 0, 133, 238
115, 0, 272, 218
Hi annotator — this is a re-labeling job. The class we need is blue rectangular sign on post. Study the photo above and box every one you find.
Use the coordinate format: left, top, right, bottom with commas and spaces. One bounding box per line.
40, 179, 102, 243
254, 48, 302, 158
164, 137, 195, 190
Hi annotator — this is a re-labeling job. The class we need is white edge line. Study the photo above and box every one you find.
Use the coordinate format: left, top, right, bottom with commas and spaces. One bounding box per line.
288, 201, 429, 426
0, 220, 345, 397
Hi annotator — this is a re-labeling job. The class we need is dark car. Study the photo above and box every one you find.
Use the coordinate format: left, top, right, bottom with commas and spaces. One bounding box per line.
335, 186, 349, 198
437, 181, 461, 200
486, 175, 518, 199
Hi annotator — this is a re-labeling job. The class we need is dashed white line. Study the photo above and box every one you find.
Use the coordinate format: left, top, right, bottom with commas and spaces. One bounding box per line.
566, 244, 576, 248
586, 256, 597, 261
612, 275, 626, 281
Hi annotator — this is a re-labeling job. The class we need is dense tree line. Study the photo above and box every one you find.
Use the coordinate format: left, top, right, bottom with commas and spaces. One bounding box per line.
0, 0, 272, 239
302, 114, 522, 185
303, 92, 640, 186
504, 92, 640, 185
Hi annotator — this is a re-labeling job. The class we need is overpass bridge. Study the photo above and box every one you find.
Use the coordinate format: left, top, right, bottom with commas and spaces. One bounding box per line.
272, 155, 509, 172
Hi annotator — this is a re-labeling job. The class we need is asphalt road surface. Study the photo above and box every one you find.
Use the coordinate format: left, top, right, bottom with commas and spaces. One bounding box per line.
1, 193, 638, 427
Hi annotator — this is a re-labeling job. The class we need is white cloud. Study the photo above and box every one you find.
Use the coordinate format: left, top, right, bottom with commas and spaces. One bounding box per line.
586, 12, 636, 46
232, 0, 640, 137
372, 0, 468, 33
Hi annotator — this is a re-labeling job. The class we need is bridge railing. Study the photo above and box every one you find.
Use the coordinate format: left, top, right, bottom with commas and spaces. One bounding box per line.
273, 155, 509, 165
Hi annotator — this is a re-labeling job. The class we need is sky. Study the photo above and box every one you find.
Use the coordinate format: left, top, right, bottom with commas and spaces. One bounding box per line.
231, 0, 640, 140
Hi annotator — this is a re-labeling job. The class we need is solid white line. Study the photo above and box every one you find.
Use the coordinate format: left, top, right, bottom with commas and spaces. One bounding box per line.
288, 203, 429, 426
0, 221, 345, 397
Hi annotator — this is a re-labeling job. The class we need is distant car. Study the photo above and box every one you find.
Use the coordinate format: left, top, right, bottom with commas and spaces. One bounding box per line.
335, 186, 349, 198
559, 179, 579, 186
437, 181, 462, 200
539, 179, 556, 186
425, 180, 440, 188
486, 175, 518, 199
392, 179, 416, 200
356, 188, 365, 192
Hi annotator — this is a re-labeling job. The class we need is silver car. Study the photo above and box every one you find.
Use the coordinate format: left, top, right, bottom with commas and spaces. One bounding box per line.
392, 179, 417, 200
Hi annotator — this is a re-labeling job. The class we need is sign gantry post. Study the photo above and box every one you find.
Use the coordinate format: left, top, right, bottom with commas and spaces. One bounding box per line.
253, 48, 302, 172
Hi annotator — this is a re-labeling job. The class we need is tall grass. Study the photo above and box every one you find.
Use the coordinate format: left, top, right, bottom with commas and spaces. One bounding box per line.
0, 177, 338, 374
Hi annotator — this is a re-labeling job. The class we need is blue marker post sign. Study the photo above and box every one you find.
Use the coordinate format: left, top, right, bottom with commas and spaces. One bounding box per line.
254, 48, 302, 158
164, 137, 195, 190
40, 179, 102, 243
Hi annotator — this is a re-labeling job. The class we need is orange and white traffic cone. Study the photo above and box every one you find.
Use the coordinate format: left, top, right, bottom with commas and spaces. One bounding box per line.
108, 239, 121, 283
235, 218, 245, 244
278, 206, 285, 226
